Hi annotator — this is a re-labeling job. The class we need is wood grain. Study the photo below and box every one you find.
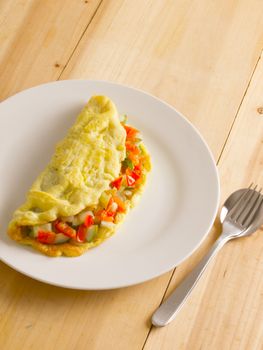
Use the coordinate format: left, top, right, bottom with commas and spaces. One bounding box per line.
0, 0, 102, 101
144, 51, 263, 350
0, 0, 263, 349
61, 0, 263, 159
0, 263, 170, 350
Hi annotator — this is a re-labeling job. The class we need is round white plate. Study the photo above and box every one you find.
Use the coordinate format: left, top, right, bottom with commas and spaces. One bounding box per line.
0, 80, 219, 289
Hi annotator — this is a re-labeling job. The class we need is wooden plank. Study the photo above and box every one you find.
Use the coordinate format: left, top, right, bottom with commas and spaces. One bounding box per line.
0, 0, 102, 101
61, 0, 263, 159
0, 262, 169, 350
144, 51, 263, 350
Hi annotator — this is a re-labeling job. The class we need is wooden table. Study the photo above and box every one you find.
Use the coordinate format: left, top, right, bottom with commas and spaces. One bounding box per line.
1, 1, 263, 349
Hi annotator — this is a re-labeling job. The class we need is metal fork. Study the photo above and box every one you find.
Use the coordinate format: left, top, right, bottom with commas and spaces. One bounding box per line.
152, 185, 263, 327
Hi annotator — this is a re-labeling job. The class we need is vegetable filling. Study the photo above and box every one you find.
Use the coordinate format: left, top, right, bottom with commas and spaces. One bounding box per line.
25, 119, 147, 245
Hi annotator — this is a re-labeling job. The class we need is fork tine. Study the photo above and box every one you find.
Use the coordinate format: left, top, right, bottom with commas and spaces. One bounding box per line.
236, 187, 260, 224
242, 191, 263, 227
227, 184, 255, 220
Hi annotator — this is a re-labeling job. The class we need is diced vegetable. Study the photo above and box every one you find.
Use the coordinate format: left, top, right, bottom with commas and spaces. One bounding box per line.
37, 231, 56, 244
30, 226, 39, 238
116, 191, 126, 202
77, 210, 94, 224
113, 196, 126, 213
109, 202, 118, 212
99, 192, 112, 208
28, 231, 36, 239
54, 220, 76, 239
41, 223, 52, 231
125, 142, 140, 154
86, 225, 98, 242
61, 215, 81, 226
73, 216, 84, 226
76, 224, 87, 243
107, 197, 122, 214
84, 214, 94, 228
110, 176, 123, 190
129, 152, 140, 165
126, 174, 136, 187
100, 221, 116, 229
76, 224, 99, 243
106, 197, 114, 211
30, 224, 51, 238
130, 170, 140, 180
124, 125, 139, 140
54, 233, 70, 244
124, 190, 132, 197
125, 168, 140, 186
134, 163, 142, 173
100, 210, 114, 222
122, 157, 134, 170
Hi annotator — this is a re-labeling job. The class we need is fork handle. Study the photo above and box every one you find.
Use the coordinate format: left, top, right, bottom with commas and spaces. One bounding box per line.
151, 236, 230, 327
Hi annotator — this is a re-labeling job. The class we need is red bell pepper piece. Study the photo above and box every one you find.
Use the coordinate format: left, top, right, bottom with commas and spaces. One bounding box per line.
105, 198, 117, 217
113, 196, 126, 213
37, 231, 56, 244
134, 163, 142, 174
110, 176, 123, 190
125, 168, 140, 185
76, 224, 87, 243
124, 125, 138, 140
54, 220, 76, 239
100, 210, 114, 222
130, 170, 140, 180
84, 214, 94, 228
125, 142, 140, 154
106, 197, 114, 211
126, 175, 136, 187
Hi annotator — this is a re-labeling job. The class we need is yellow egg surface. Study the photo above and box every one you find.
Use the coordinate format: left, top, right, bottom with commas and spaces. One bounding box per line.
8, 95, 151, 257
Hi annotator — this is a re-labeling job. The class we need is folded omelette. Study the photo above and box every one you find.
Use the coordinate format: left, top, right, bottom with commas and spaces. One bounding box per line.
8, 96, 151, 257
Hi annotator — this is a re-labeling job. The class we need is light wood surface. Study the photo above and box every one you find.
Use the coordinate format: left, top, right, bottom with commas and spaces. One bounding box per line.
0, 0, 102, 100
145, 52, 263, 350
0, 1, 262, 349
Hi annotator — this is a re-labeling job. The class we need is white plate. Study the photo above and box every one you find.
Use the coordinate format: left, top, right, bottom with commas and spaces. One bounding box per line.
0, 80, 219, 290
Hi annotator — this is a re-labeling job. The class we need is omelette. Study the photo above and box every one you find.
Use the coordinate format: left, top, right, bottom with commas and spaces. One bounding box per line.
8, 95, 151, 257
